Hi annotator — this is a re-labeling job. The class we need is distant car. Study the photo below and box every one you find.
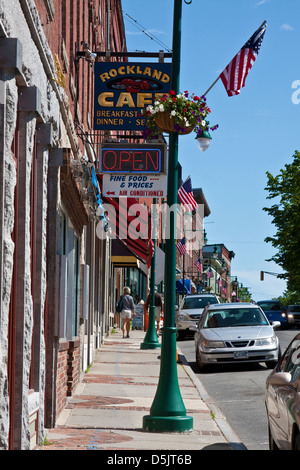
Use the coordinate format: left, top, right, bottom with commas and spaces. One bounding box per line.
175, 293, 220, 340
256, 300, 287, 328
192, 302, 281, 371
286, 305, 300, 327
265, 332, 300, 450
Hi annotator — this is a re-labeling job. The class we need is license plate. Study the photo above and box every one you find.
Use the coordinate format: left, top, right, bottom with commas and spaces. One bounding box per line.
234, 351, 248, 359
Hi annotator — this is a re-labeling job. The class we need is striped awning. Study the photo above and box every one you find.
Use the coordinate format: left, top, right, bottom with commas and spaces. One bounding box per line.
98, 175, 153, 267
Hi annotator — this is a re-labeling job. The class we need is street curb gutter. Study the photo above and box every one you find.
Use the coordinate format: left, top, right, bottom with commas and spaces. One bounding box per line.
178, 351, 248, 451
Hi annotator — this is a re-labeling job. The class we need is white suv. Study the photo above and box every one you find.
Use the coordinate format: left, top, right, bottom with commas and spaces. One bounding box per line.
175, 293, 221, 340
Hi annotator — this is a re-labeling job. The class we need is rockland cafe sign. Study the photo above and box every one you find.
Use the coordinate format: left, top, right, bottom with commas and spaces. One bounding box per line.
94, 62, 171, 198
94, 62, 171, 131
94, 62, 204, 248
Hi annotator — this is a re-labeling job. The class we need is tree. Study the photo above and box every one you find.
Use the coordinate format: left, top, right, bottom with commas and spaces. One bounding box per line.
263, 151, 300, 299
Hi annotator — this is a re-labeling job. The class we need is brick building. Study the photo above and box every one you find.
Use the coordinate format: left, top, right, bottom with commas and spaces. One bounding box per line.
0, 0, 126, 450
0, 0, 216, 451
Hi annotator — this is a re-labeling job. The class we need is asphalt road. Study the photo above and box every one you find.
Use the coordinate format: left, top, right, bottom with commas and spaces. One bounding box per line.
178, 328, 299, 450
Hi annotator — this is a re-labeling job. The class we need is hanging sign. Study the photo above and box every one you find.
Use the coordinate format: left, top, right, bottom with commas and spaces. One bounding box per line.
94, 62, 171, 131
102, 173, 167, 198
100, 143, 166, 174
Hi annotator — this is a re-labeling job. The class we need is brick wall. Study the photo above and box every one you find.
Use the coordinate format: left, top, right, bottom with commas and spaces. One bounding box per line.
67, 340, 80, 397
56, 342, 69, 417
56, 340, 81, 417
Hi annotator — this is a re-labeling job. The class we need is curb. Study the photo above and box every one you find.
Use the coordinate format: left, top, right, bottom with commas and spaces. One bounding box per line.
178, 350, 248, 451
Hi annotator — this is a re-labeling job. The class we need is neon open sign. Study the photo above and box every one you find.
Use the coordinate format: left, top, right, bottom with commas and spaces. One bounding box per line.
100, 144, 166, 174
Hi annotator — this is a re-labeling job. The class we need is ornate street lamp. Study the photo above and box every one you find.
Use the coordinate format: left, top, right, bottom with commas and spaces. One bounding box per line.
196, 128, 212, 152
143, 0, 193, 433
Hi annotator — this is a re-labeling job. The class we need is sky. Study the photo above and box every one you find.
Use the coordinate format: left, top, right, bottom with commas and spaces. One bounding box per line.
120, 0, 300, 301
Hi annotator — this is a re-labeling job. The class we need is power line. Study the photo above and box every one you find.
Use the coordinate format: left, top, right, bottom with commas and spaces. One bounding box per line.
122, 11, 172, 53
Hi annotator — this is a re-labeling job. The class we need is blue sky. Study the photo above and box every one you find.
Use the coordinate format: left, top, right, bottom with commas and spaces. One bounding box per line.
121, 0, 300, 301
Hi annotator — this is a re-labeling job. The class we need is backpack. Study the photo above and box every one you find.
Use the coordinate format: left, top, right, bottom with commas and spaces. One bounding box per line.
116, 295, 124, 313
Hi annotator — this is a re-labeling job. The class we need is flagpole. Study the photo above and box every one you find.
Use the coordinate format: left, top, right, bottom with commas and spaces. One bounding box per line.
202, 76, 221, 97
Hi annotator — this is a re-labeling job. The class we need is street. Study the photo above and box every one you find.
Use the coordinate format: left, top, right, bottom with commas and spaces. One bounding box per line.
178, 327, 299, 450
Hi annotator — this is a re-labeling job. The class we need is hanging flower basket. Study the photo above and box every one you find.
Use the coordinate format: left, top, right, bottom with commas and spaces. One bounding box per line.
154, 111, 194, 135
141, 90, 218, 140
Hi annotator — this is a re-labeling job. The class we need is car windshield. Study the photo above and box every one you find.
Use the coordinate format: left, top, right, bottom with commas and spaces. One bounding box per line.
289, 306, 300, 312
182, 296, 217, 310
203, 308, 269, 328
257, 302, 282, 311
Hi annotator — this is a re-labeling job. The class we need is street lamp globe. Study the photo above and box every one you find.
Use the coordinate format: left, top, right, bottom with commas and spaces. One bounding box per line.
196, 130, 212, 152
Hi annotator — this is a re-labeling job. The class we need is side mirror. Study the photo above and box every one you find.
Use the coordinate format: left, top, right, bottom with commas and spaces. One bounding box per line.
268, 372, 292, 386
272, 321, 281, 329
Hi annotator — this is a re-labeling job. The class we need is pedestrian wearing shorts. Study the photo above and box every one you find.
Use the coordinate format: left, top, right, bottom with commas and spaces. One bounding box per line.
119, 287, 135, 338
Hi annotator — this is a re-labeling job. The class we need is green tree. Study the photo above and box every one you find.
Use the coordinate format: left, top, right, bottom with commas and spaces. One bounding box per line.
263, 151, 300, 300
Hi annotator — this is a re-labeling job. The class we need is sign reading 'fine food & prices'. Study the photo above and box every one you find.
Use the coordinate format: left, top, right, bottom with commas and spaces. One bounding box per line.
94, 62, 171, 131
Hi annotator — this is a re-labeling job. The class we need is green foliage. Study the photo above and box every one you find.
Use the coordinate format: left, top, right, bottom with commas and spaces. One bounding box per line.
263, 151, 300, 298
274, 291, 300, 309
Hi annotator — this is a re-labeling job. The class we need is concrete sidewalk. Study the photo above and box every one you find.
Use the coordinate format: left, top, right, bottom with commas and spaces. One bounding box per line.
39, 329, 246, 451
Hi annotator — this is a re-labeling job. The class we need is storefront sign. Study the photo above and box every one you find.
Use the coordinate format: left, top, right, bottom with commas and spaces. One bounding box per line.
100, 143, 166, 174
94, 62, 171, 131
102, 173, 167, 198
132, 304, 144, 329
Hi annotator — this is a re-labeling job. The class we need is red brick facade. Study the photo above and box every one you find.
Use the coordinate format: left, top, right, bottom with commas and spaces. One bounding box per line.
32, 0, 126, 428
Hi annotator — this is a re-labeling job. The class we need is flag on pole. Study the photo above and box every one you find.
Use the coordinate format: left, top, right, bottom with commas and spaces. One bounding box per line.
206, 268, 214, 279
220, 21, 267, 97
216, 277, 221, 286
195, 257, 203, 273
177, 237, 186, 255
177, 176, 198, 211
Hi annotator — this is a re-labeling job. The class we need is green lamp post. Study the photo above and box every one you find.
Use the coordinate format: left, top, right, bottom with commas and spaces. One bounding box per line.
143, 0, 193, 433
141, 199, 161, 350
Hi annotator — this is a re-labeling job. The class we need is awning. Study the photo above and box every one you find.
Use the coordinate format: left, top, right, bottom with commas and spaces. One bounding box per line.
111, 239, 141, 268
111, 256, 140, 267
98, 175, 153, 267
154, 247, 165, 284
176, 279, 192, 295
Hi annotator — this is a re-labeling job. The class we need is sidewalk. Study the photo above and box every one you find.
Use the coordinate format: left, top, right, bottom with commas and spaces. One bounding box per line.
39, 329, 246, 451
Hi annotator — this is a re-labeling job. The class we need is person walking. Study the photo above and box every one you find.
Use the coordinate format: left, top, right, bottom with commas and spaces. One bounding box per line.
146, 286, 163, 334
118, 287, 135, 338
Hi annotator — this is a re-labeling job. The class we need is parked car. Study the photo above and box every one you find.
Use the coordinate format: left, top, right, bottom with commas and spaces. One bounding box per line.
286, 305, 300, 327
175, 293, 220, 340
192, 302, 281, 370
256, 300, 287, 328
265, 332, 300, 450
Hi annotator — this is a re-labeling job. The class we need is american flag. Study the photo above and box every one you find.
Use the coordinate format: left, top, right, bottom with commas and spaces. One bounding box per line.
206, 268, 214, 279
220, 21, 267, 97
194, 257, 203, 273
177, 176, 198, 211
177, 237, 186, 255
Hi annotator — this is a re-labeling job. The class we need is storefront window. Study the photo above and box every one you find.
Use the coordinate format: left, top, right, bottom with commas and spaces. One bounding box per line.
59, 210, 80, 339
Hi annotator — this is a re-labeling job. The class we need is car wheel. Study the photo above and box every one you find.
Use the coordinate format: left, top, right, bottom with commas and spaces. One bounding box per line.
196, 349, 206, 371
268, 425, 279, 450
176, 330, 186, 341
293, 432, 300, 450
266, 346, 281, 369
265, 360, 278, 369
